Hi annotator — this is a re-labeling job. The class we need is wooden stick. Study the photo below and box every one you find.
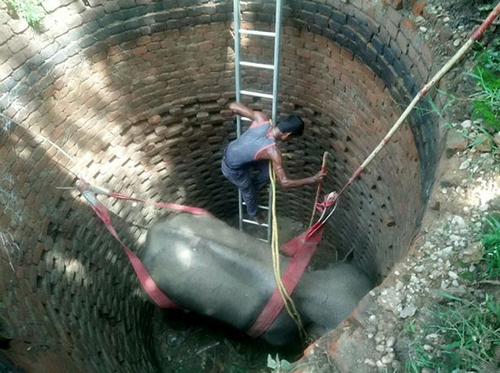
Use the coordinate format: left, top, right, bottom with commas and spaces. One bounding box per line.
340, 2, 500, 191
309, 151, 329, 227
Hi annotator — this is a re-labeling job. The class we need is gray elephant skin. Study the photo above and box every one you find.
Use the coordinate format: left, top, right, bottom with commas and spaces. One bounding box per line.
141, 213, 373, 346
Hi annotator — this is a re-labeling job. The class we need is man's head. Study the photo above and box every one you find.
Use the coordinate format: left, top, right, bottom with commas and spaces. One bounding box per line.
277, 115, 304, 141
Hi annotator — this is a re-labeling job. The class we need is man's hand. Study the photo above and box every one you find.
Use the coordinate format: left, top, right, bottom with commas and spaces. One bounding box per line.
313, 171, 326, 183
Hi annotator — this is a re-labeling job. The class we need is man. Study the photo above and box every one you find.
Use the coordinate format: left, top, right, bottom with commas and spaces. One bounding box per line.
221, 102, 325, 222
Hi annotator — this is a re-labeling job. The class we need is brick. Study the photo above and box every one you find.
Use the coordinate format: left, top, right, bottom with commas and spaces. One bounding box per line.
8, 19, 29, 34
0, 63, 12, 81
0, 26, 13, 44
7, 35, 29, 54
42, 0, 61, 12
396, 31, 408, 54
412, 1, 426, 16
400, 19, 416, 40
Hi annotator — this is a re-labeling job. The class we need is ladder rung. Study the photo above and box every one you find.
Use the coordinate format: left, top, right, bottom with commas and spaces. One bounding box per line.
240, 90, 273, 99
241, 116, 252, 122
240, 61, 275, 70
242, 202, 269, 211
239, 29, 276, 37
257, 238, 269, 243
242, 219, 269, 227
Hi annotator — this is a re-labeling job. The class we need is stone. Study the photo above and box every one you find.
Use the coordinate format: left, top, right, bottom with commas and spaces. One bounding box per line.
386, 336, 396, 347
475, 133, 492, 152
378, 288, 404, 314
493, 133, 500, 148
446, 130, 468, 153
412, 2, 426, 17
461, 119, 472, 129
381, 353, 395, 365
462, 242, 485, 264
148, 115, 161, 125
490, 197, 500, 211
399, 303, 417, 318
459, 160, 470, 170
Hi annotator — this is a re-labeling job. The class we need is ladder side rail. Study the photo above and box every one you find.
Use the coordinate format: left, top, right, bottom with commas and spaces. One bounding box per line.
268, 0, 283, 243
233, 0, 244, 232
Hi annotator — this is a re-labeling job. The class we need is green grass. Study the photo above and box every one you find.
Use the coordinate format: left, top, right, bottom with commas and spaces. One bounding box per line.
0, 0, 44, 28
470, 40, 500, 131
481, 215, 500, 279
405, 215, 500, 372
405, 293, 500, 372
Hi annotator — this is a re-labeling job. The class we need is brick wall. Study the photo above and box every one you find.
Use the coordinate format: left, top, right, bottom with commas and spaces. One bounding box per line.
0, 0, 440, 371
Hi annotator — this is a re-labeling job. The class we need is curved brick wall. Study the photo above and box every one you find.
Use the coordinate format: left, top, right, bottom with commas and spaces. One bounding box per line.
0, 0, 440, 371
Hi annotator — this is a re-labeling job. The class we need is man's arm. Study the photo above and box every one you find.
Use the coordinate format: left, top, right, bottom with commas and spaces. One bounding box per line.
257, 146, 325, 189
229, 102, 268, 124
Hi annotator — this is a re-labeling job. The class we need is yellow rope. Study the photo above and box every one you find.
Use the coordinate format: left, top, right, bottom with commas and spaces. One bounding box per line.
268, 162, 308, 342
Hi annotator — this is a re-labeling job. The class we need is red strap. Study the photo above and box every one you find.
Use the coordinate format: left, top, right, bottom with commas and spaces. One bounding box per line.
108, 192, 211, 216
247, 226, 325, 338
76, 180, 210, 309
88, 202, 178, 309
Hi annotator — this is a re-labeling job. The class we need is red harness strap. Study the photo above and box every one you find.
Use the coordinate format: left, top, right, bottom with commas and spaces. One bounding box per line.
76, 180, 210, 309
247, 225, 325, 338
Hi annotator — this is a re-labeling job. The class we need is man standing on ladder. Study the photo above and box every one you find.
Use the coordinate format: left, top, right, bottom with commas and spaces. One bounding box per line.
222, 102, 325, 222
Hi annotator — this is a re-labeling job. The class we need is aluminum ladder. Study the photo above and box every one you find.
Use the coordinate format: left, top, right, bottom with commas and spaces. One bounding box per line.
233, 0, 283, 243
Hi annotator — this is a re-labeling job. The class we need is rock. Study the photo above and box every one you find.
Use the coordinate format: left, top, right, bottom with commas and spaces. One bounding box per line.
493, 133, 500, 148
446, 130, 468, 153
148, 115, 161, 125
412, 1, 426, 16
461, 119, 472, 129
462, 242, 485, 264
490, 197, 500, 211
381, 353, 395, 365
451, 215, 466, 227
419, 26, 428, 33
376, 360, 386, 369
364, 358, 376, 367
386, 336, 396, 347
475, 133, 492, 152
453, 39, 461, 47
378, 289, 405, 314
399, 303, 417, 318
459, 160, 470, 170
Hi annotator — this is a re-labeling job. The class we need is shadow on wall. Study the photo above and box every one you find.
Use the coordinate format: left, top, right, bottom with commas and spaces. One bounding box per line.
0, 117, 161, 372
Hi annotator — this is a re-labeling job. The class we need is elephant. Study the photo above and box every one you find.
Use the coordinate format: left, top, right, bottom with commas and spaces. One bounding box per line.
141, 213, 373, 346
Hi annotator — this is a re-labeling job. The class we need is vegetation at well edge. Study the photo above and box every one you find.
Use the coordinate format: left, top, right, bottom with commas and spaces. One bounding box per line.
0, 0, 44, 28
405, 215, 500, 372
469, 38, 500, 131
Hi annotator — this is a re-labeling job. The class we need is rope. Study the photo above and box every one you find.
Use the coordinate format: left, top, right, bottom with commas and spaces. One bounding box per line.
317, 2, 500, 224
268, 162, 308, 342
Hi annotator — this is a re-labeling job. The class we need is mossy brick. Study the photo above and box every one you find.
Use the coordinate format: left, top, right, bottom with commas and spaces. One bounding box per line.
298, 10, 315, 24
348, 15, 373, 42
0, 77, 16, 93
118, 0, 135, 9
52, 50, 69, 65
0, 63, 12, 82
317, 4, 332, 17
331, 10, 347, 24
314, 14, 329, 27
389, 38, 403, 59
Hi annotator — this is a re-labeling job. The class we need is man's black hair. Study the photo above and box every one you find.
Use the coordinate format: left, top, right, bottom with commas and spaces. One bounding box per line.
277, 115, 304, 137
